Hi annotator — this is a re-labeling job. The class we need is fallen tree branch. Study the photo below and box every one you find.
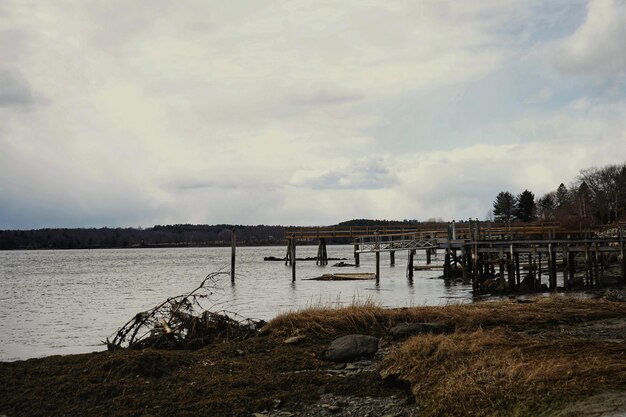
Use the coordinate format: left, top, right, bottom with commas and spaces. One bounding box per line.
104, 272, 265, 350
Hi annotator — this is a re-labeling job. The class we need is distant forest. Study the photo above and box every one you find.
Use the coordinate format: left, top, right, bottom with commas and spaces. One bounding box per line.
491, 162, 626, 227
0, 219, 419, 250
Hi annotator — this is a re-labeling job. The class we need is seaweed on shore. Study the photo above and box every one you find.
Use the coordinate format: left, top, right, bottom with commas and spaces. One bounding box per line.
105, 272, 265, 351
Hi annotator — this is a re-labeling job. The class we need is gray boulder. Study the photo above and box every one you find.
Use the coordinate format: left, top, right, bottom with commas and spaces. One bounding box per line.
388, 322, 452, 339
324, 335, 378, 362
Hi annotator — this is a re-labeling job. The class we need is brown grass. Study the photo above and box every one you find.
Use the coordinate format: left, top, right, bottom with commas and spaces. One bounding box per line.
265, 295, 626, 339
380, 328, 626, 417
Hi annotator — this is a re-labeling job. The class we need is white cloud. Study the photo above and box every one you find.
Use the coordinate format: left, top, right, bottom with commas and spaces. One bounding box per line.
0, 1, 625, 228
549, 0, 626, 78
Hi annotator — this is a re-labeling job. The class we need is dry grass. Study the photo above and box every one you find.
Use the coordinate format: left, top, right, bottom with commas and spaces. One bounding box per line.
264, 295, 626, 416
380, 328, 626, 417
265, 295, 626, 338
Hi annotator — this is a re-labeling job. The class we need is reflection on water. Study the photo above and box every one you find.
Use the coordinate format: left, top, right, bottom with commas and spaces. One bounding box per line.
0, 245, 472, 361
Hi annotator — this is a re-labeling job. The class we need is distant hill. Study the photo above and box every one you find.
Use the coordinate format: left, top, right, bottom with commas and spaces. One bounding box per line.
0, 220, 418, 250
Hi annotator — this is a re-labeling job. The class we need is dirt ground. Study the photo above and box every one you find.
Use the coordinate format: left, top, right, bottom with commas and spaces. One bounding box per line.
1, 293, 626, 417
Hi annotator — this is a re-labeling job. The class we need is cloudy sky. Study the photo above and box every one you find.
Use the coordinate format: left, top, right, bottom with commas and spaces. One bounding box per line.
1, 0, 626, 229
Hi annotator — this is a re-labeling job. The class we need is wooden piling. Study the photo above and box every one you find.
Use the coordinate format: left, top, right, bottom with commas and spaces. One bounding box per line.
231, 228, 236, 283
562, 246, 569, 289
316, 238, 328, 266
375, 251, 380, 283
548, 243, 556, 290
537, 252, 542, 288
507, 245, 515, 289
514, 253, 521, 287
285, 238, 293, 266
375, 231, 380, 283
594, 243, 600, 286
585, 244, 591, 286
568, 250, 575, 285
498, 247, 504, 284
426, 248, 432, 265
291, 235, 296, 282
390, 250, 395, 266
621, 228, 626, 284
460, 245, 467, 283
407, 249, 415, 281
527, 252, 533, 291
354, 243, 360, 267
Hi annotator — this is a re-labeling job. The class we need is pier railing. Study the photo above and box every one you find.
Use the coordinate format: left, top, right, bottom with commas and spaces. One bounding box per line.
284, 221, 566, 241
355, 233, 439, 253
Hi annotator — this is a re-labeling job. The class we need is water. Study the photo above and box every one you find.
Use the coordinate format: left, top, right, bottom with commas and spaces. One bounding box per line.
0, 245, 472, 361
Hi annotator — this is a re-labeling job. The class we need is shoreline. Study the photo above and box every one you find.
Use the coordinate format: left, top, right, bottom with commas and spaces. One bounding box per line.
2, 292, 626, 416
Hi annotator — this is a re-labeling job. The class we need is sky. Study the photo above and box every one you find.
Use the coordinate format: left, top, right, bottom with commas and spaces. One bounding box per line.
1, 0, 626, 229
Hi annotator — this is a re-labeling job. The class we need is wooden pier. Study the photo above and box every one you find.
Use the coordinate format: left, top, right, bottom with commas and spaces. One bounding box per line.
283, 221, 626, 293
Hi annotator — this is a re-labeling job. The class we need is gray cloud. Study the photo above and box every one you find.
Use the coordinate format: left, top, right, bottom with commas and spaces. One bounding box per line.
295, 157, 398, 190
0, 67, 34, 108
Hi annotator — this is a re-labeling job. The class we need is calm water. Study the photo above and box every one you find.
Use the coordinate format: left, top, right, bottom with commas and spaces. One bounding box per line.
0, 245, 472, 361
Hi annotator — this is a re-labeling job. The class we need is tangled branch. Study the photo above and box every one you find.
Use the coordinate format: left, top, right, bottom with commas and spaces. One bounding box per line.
105, 272, 265, 350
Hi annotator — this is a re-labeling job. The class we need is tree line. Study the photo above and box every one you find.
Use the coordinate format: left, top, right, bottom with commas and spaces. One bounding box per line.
0, 224, 285, 250
0, 220, 420, 250
492, 162, 626, 227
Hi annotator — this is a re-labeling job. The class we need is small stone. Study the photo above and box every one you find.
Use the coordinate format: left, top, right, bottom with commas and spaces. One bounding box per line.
345, 363, 358, 370
284, 335, 306, 345
252, 413, 268, 417
328, 405, 341, 413
236, 349, 245, 356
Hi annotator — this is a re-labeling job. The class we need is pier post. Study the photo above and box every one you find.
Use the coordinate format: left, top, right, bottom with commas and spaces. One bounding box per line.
375, 231, 380, 283
231, 228, 236, 283
461, 245, 468, 285
537, 252, 542, 288
514, 253, 521, 287
407, 249, 415, 282
594, 243, 601, 286
562, 246, 569, 289
285, 238, 292, 266
498, 247, 504, 286
444, 248, 451, 279
354, 242, 360, 267
621, 227, 626, 284
548, 243, 556, 290
291, 235, 296, 282
390, 250, 395, 266
568, 250, 576, 286
317, 238, 328, 266
585, 244, 591, 286
426, 248, 432, 265
507, 245, 515, 289
375, 252, 380, 283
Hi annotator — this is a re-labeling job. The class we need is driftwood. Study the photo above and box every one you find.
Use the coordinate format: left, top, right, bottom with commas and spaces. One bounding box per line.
105, 272, 265, 350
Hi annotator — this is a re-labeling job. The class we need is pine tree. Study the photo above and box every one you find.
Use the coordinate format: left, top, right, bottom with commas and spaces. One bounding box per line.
515, 190, 537, 222
493, 191, 516, 222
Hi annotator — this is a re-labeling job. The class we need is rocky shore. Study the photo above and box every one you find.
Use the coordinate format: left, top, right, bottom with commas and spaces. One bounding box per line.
2, 291, 626, 417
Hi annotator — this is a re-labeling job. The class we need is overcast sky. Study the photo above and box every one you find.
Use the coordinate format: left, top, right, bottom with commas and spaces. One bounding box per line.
1, 0, 626, 229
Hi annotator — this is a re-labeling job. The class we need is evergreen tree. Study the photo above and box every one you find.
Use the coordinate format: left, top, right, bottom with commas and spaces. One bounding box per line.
555, 183, 570, 209
515, 190, 537, 222
537, 193, 556, 220
493, 191, 516, 222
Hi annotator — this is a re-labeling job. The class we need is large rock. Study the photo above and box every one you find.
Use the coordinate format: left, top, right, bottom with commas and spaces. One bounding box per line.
388, 322, 452, 339
324, 335, 378, 362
